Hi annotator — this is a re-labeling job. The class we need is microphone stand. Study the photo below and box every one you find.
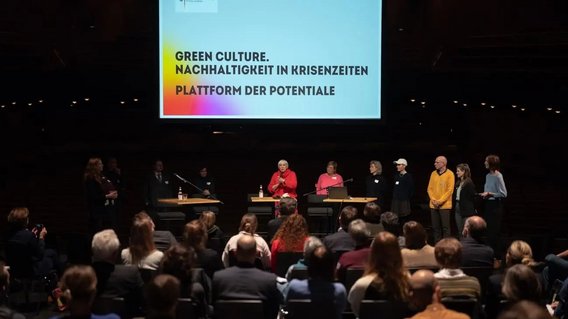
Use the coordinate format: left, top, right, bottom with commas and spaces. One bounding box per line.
173, 173, 224, 205
302, 178, 354, 197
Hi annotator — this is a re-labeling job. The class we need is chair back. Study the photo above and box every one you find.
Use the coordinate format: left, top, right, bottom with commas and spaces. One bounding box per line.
275, 252, 304, 277
343, 267, 365, 293
5, 241, 35, 278
214, 299, 264, 319
92, 297, 126, 319
442, 296, 479, 319
177, 298, 197, 319
289, 268, 309, 280
139, 268, 158, 284
286, 299, 338, 319
461, 266, 493, 299
359, 299, 410, 319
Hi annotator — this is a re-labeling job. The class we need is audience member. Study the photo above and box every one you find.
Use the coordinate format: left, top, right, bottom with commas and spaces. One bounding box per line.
542, 248, 568, 294
213, 235, 281, 319
498, 300, 552, 319
222, 213, 271, 269
121, 216, 164, 270
199, 211, 225, 252
134, 211, 177, 251
401, 221, 437, 269
284, 236, 324, 280
5, 207, 60, 278
381, 211, 405, 247
323, 206, 358, 253
427, 156, 455, 242
501, 264, 542, 303
348, 232, 411, 317
362, 202, 384, 236
271, 214, 309, 272
51, 265, 119, 319
408, 269, 469, 319
460, 216, 495, 267
144, 274, 180, 319
267, 197, 297, 241
159, 244, 210, 317
552, 277, 568, 319
336, 219, 371, 282
286, 246, 347, 319
434, 238, 481, 299
91, 230, 143, 314
182, 220, 223, 278
0, 261, 25, 319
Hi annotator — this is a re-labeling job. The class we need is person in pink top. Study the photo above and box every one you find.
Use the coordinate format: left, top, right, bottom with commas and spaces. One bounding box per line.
268, 159, 298, 198
315, 161, 344, 195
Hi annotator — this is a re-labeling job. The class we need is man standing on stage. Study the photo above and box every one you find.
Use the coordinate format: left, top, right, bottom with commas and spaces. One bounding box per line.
392, 158, 414, 223
427, 156, 455, 242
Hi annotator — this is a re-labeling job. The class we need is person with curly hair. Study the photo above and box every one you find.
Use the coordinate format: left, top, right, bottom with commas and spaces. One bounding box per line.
270, 214, 309, 273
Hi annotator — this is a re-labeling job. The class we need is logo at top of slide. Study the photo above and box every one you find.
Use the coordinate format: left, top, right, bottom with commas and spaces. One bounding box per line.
176, 0, 218, 13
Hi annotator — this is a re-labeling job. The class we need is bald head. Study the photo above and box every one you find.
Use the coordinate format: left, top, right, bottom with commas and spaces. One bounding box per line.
236, 234, 257, 263
464, 216, 487, 240
410, 270, 439, 310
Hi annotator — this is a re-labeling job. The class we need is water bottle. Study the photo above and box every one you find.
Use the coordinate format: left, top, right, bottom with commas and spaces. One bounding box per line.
259, 185, 264, 198
178, 187, 183, 200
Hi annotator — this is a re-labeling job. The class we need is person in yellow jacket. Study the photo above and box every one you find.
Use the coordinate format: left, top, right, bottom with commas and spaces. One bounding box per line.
427, 156, 455, 242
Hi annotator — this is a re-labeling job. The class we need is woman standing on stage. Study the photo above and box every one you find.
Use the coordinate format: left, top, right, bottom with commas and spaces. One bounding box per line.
84, 157, 118, 233
480, 154, 507, 252
268, 159, 298, 198
315, 160, 344, 195
365, 160, 387, 208
454, 163, 476, 236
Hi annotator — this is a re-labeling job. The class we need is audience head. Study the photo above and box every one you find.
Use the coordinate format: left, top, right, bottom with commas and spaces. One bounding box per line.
435, 238, 462, 269
367, 231, 409, 301
145, 274, 180, 319
92, 229, 120, 263
7, 207, 29, 228
59, 265, 98, 309
339, 206, 358, 230
502, 264, 541, 303
348, 219, 371, 246
236, 234, 257, 264
239, 213, 258, 235
506, 240, 535, 268
307, 246, 335, 281
160, 244, 197, 284
272, 214, 308, 249
380, 211, 400, 236
363, 202, 381, 223
84, 157, 103, 181
183, 220, 207, 251
0, 261, 9, 294
497, 300, 552, 319
302, 236, 323, 263
133, 211, 155, 230
463, 216, 487, 241
129, 216, 156, 264
369, 160, 383, 175
278, 197, 298, 216
409, 270, 440, 311
485, 154, 501, 171
199, 211, 217, 230
403, 221, 428, 250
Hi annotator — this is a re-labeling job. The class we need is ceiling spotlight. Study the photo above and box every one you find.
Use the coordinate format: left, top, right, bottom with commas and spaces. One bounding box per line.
462, 103, 467, 106
512, 104, 517, 108
120, 101, 125, 104
72, 101, 77, 104
490, 105, 495, 109
421, 105, 426, 108
547, 107, 553, 111
212, 131, 224, 135
28, 103, 32, 106
11, 102, 16, 105
84, 98, 90, 102
556, 110, 561, 114
420, 101, 426, 105
521, 108, 526, 111
133, 98, 139, 102
418, 122, 422, 126
1, 105, 5, 108
481, 102, 486, 106
453, 100, 458, 104
38, 99, 43, 103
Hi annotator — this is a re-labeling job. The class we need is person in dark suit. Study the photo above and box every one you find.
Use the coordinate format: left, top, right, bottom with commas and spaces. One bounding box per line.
460, 216, 495, 267
91, 229, 144, 316
454, 163, 477, 237
267, 197, 297, 241
143, 159, 174, 211
213, 234, 281, 319
323, 206, 358, 253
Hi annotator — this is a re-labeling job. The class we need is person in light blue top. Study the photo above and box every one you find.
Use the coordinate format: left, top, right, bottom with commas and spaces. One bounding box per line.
480, 154, 508, 255
50, 265, 120, 319
285, 246, 347, 319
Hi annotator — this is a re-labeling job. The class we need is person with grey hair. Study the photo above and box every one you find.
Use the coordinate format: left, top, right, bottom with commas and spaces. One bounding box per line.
366, 160, 388, 208
91, 229, 144, 316
285, 236, 324, 280
427, 156, 455, 242
336, 219, 372, 281
268, 159, 298, 198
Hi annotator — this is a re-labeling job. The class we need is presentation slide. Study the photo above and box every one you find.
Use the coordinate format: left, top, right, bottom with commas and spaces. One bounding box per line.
159, 0, 382, 119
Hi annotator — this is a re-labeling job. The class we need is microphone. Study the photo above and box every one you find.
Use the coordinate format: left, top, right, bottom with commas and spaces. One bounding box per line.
173, 173, 189, 183
344, 178, 354, 183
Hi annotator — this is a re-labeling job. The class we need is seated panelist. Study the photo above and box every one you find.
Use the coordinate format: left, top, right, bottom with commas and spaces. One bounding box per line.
268, 159, 297, 199
315, 160, 344, 196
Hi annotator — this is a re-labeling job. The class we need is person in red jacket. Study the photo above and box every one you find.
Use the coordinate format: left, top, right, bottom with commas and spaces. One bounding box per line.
268, 159, 298, 198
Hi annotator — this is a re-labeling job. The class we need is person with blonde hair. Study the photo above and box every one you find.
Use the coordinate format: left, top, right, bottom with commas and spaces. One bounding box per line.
348, 231, 411, 317
222, 213, 271, 268
121, 217, 163, 270
366, 160, 387, 208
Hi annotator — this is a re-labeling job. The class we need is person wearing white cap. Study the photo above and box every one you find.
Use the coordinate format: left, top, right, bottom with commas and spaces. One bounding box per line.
392, 158, 414, 222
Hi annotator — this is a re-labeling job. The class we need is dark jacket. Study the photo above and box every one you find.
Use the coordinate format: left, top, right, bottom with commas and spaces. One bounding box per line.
454, 181, 476, 217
